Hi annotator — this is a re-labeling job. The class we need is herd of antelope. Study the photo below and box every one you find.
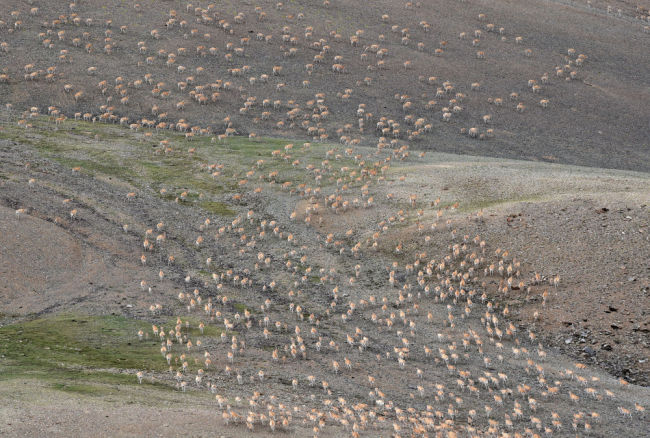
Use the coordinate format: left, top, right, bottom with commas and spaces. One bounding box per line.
0, 0, 609, 148
12, 106, 647, 437
3, 1, 648, 437
126, 134, 645, 437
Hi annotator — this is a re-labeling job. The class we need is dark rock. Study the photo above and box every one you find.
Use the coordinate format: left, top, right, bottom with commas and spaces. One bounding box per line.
583, 346, 596, 356
601, 344, 613, 351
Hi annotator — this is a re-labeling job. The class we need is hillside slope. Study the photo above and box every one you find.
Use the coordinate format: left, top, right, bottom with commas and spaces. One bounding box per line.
0, 117, 648, 436
0, 0, 648, 170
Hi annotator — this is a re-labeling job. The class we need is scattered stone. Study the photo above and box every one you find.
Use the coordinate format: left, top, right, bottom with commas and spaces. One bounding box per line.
601, 344, 612, 351
583, 346, 595, 356
565, 338, 572, 344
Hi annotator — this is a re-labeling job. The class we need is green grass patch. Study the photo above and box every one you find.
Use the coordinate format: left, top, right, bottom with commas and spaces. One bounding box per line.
233, 303, 254, 314
140, 160, 221, 195
457, 195, 543, 213
0, 367, 178, 399
44, 369, 175, 395
164, 316, 226, 338
55, 157, 136, 181
3, 117, 361, 201
218, 136, 289, 157
0, 314, 164, 373
199, 201, 235, 216
0, 130, 67, 154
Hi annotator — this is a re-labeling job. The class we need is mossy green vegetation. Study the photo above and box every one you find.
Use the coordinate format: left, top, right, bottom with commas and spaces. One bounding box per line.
55, 157, 137, 181
199, 200, 236, 216
233, 302, 255, 314
139, 158, 220, 195
1, 117, 367, 221
165, 315, 227, 338
50, 381, 116, 396
0, 314, 185, 394
0, 314, 163, 373
458, 195, 543, 213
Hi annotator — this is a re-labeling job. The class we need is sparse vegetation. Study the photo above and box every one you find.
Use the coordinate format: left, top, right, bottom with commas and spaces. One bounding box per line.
0, 314, 162, 372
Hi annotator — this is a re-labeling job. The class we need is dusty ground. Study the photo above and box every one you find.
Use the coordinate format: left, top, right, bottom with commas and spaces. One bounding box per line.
0, 203, 177, 318
0, 377, 335, 438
